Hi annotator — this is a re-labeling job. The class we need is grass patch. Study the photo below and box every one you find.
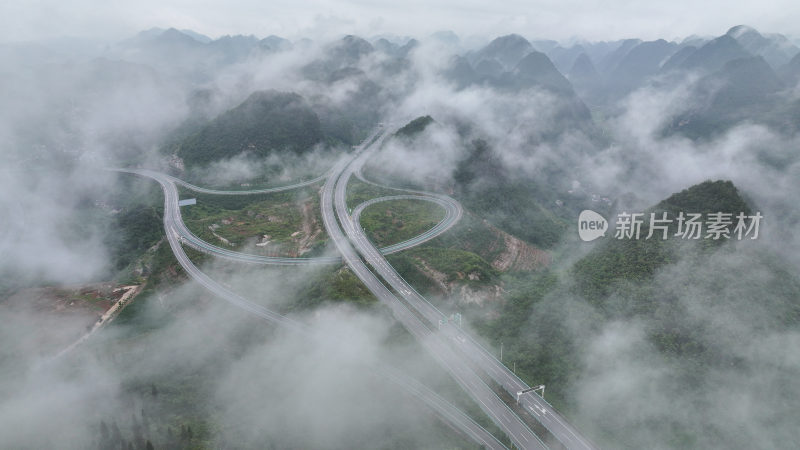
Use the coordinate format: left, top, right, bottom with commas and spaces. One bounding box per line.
346, 178, 397, 209
180, 187, 327, 256
405, 247, 498, 285
360, 199, 445, 248
291, 265, 377, 311
426, 212, 507, 263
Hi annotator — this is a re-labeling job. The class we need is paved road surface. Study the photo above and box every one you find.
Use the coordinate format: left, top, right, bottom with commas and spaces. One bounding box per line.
321, 129, 547, 450
117, 167, 508, 450
115, 122, 597, 450
338, 128, 598, 450
115, 169, 461, 266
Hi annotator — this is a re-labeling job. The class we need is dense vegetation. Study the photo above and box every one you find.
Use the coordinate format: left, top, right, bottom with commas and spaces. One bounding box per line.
105, 205, 163, 272
394, 115, 434, 138
574, 180, 751, 301
472, 179, 800, 432
291, 266, 377, 309
453, 139, 570, 248
359, 198, 445, 247
177, 90, 324, 167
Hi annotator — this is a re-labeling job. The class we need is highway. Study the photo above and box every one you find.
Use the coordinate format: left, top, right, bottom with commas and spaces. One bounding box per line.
114, 169, 461, 266
321, 128, 547, 450
336, 128, 598, 450
116, 122, 597, 449
115, 168, 337, 265
118, 167, 509, 450
168, 171, 329, 195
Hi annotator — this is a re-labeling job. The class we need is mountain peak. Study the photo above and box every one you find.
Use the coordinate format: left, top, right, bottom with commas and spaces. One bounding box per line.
178, 90, 323, 166
680, 34, 750, 72
179, 29, 212, 44
136, 27, 165, 39
484, 34, 532, 53
341, 35, 374, 50
475, 34, 534, 69
333, 35, 374, 61
725, 24, 798, 67
488, 33, 530, 47
726, 24, 761, 38
260, 35, 292, 52
512, 51, 573, 93
569, 53, 598, 80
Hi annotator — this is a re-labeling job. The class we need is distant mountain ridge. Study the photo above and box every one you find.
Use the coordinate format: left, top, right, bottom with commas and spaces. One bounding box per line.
441, 34, 593, 127
470, 33, 534, 69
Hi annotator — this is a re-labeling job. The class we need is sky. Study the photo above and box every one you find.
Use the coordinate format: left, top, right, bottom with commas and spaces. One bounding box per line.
2, 0, 800, 44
